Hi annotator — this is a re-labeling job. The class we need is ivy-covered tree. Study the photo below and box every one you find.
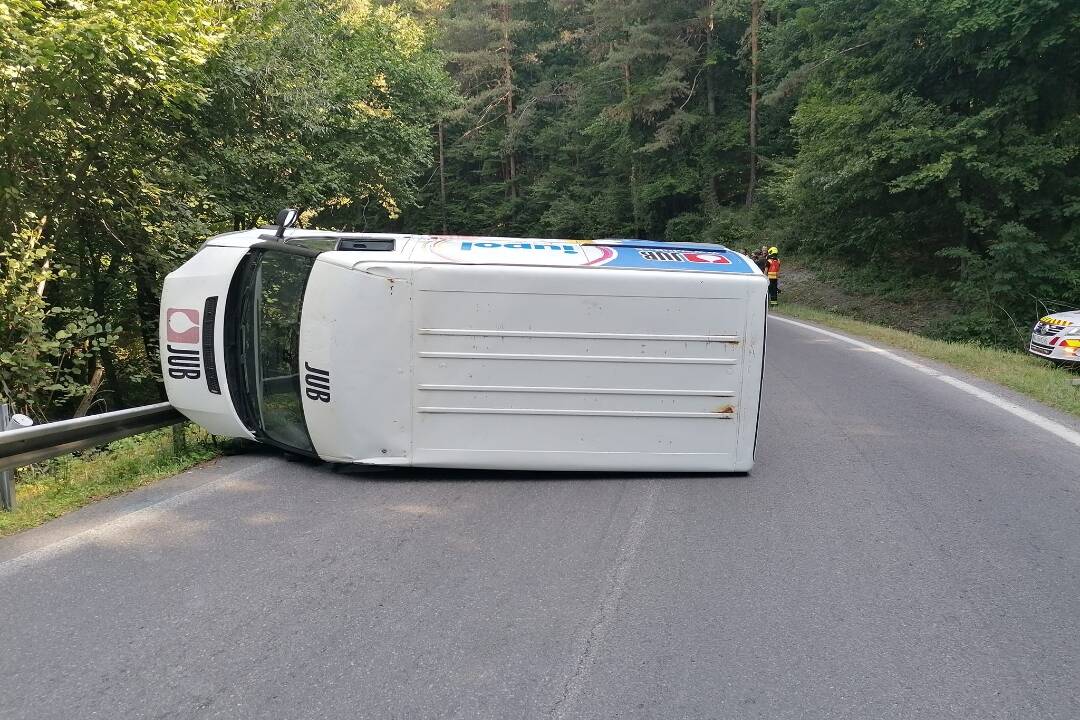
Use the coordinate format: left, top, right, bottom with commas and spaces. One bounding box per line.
0, 216, 118, 420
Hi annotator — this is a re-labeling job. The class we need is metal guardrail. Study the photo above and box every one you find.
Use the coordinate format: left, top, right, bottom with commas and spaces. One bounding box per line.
0, 403, 185, 507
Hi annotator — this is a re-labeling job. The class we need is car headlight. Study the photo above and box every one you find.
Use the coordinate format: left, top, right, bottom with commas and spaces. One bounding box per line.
1064, 326, 1080, 336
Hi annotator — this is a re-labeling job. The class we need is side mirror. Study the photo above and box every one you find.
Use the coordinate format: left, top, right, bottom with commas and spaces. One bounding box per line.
275, 208, 299, 238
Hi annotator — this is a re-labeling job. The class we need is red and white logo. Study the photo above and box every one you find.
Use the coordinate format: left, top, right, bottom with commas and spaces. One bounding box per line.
683, 252, 731, 265
639, 249, 732, 265
166, 308, 200, 344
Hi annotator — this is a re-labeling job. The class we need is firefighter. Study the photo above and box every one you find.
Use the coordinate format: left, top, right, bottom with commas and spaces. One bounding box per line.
766, 246, 780, 306
750, 244, 769, 273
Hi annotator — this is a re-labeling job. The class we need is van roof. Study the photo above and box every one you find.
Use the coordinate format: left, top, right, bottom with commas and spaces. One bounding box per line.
413, 236, 757, 274
207, 230, 760, 275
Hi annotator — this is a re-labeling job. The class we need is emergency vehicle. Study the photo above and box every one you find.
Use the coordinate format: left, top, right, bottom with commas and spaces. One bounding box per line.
1029, 311, 1080, 364
160, 211, 768, 472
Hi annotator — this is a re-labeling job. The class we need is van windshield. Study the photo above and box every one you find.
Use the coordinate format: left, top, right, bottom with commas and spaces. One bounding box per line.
235, 250, 316, 453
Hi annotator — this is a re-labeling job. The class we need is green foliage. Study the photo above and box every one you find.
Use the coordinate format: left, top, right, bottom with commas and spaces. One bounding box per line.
200, 0, 455, 227
1, 0, 227, 414
407, 0, 759, 240
405, 0, 1078, 348
769, 0, 1080, 341
1, 0, 453, 418
0, 216, 116, 419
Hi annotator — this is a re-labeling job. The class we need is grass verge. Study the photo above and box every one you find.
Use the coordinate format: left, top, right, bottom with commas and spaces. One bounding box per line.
0, 424, 220, 537
776, 303, 1080, 419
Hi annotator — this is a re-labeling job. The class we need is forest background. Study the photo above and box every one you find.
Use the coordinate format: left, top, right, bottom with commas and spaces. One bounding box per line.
2, 0, 1078, 419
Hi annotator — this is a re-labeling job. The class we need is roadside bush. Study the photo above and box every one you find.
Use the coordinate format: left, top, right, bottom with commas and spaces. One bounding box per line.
0, 217, 116, 420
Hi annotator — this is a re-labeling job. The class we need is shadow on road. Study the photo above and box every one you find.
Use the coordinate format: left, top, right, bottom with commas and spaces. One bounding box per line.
242, 444, 752, 484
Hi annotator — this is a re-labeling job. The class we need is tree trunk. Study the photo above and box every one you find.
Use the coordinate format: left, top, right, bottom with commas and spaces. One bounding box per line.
745, 0, 760, 208
132, 255, 167, 402
438, 121, 448, 233
86, 252, 126, 409
500, 2, 517, 200
36, 258, 50, 298
172, 423, 187, 455
99, 344, 126, 409
26, 215, 50, 298
705, 0, 719, 210
706, 0, 716, 118
624, 62, 641, 237
74, 367, 104, 418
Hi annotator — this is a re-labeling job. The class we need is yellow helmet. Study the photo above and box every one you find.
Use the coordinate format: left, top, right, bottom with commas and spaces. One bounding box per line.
768, 246, 778, 255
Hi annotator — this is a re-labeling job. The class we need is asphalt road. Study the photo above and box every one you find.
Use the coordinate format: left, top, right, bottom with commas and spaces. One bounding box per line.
2, 316, 1080, 720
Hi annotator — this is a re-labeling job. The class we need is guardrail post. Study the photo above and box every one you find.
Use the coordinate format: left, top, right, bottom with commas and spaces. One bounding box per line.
1, 404, 13, 510
172, 423, 186, 455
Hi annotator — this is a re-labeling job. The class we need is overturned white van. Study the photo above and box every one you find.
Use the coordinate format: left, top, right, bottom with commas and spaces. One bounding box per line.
160, 219, 768, 472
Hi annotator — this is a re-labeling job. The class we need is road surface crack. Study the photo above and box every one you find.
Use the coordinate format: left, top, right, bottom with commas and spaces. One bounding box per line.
548, 480, 659, 720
